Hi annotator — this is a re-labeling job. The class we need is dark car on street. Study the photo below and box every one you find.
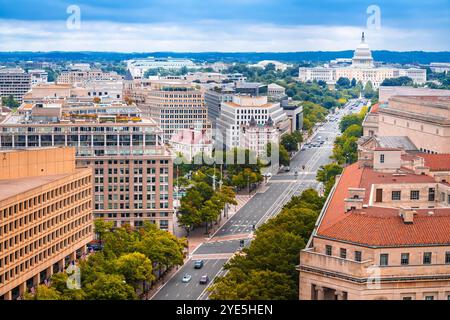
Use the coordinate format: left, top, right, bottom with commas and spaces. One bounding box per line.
199, 275, 209, 284
194, 260, 204, 269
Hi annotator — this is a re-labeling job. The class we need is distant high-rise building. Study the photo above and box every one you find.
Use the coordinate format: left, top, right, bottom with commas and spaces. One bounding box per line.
0, 68, 31, 103
0, 147, 93, 300
28, 69, 48, 86
0, 101, 174, 232
204, 86, 235, 131
126, 79, 209, 142
216, 95, 290, 150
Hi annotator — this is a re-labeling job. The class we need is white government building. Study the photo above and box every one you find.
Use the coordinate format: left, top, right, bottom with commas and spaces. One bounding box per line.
126, 57, 197, 79
298, 33, 427, 88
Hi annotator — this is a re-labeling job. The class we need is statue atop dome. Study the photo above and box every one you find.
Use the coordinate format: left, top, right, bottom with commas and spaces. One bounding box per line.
352, 32, 374, 68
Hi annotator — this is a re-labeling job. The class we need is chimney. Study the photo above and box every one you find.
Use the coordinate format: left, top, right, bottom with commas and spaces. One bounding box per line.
400, 207, 415, 224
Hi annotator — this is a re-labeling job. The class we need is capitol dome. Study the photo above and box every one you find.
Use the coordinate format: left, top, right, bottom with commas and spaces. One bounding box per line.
352, 32, 374, 68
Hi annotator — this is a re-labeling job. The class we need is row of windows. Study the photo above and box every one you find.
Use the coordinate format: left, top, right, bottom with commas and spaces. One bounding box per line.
0, 226, 91, 285
0, 187, 91, 236
0, 177, 91, 221
92, 159, 169, 165
97, 212, 170, 218
375, 188, 436, 202
325, 245, 450, 265
379, 252, 450, 266
0, 200, 91, 254
0, 211, 91, 268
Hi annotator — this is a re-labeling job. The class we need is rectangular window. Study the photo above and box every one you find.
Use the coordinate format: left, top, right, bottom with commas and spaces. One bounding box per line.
392, 191, 401, 201
410, 190, 420, 200
402, 297, 412, 300
423, 252, 432, 264
376, 189, 383, 202
428, 188, 435, 201
355, 251, 362, 262
424, 296, 434, 300
401, 253, 410, 265
380, 253, 389, 266
340, 248, 347, 259
325, 245, 332, 256
380, 154, 385, 163
446, 252, 450, 264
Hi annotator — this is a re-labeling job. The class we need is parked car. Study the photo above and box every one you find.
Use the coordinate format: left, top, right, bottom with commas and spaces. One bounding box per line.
199, 275, 209, 285
194, 260, 204, 269
182, 274, 192, 283
284, 166, 290, 172
87, 243, 103, 252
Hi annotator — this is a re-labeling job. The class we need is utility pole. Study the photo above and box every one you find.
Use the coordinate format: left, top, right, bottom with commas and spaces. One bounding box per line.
212, 163, 216, 192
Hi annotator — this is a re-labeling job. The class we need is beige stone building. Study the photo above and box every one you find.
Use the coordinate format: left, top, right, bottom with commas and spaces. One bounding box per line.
240, 117, 280, 156
299, 33, 427, 88
124, 79, 209, 142
377, 96, 450, 154
57, 70, 122, 85
298, 145, 450, 300
0, 147, 93, 300
362, 87, 450, 154
0, 101, 174, 232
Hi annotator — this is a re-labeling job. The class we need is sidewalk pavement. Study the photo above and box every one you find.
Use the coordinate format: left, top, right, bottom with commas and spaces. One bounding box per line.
183, 193, 257, 255
145, 191, 259, 300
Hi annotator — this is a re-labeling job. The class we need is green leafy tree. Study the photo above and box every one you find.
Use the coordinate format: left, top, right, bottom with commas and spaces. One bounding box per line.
209, 269, 297, 300
24, 285, 62, 300
343, 124, 363, 138
317, 163, 343, 184
363, 81, 375, 99
280, 134, 299, 152
115, 252, 155, 291
339, 114, 362, 133
94, 219, 114, 245
279, 144, 290, 166
85, 274, 137, 300
209, 188, 322, 300
336, 77, 351, 88
1, 95, 19, 108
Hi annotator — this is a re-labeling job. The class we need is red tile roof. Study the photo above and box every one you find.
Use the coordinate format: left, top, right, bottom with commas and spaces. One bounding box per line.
419, 153, 450, 171
370, 103, 379, 113
318, 208, 450, 247
317, 163, 363, 232
316, 162, 446, 247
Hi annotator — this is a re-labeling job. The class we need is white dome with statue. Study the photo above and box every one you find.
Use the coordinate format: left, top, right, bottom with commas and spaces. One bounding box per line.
352, 32, 374, 68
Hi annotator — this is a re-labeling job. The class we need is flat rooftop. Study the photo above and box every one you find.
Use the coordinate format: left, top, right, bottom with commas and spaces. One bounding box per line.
0, 172, 76, 202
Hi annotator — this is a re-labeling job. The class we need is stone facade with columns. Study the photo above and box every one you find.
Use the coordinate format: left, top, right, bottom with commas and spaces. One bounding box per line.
299, 148, 450, 300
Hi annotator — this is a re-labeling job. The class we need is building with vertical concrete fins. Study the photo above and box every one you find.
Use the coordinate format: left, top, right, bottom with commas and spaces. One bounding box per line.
0, 147, 93, 300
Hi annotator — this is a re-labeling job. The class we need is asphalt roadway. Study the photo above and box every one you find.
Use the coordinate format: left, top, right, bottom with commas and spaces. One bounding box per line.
151, 99, 365, 300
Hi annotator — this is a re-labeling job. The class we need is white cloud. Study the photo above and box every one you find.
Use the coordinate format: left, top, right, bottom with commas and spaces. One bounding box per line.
0, 19, 447, 52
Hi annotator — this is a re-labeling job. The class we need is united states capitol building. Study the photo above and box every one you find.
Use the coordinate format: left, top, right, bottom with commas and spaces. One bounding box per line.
298, 33, 426, 88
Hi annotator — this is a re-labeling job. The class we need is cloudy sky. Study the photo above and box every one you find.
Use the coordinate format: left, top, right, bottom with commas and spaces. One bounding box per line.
0, 0, 449, 52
